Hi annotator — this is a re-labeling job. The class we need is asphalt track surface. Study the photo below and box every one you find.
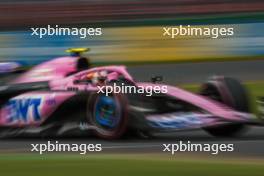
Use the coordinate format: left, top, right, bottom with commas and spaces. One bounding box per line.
128, 60, 264, 84
1, 60, 264, 157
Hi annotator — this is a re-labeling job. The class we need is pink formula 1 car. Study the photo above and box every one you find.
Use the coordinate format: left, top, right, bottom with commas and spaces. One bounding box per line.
0, 48, 260, 139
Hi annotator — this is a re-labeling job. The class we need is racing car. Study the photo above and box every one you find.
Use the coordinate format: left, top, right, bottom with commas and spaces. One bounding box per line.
0, 48, 260, 139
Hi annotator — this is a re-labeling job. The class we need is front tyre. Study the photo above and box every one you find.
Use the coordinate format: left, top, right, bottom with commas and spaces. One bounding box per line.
200, 77, 250, 137
87, 92, 129, 139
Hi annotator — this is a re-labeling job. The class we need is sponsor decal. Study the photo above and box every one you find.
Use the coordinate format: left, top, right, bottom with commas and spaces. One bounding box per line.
45, 98, 56, 106
5, 98, 42, 123
146, 112, 208, 129
79, 122, 90, 130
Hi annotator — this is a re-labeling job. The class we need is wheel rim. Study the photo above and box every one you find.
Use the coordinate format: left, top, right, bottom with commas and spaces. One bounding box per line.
94, 95, 121, 129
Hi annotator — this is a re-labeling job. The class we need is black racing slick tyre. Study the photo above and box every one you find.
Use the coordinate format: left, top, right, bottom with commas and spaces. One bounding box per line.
87, 91, 129, 140
200, 77, 250, 137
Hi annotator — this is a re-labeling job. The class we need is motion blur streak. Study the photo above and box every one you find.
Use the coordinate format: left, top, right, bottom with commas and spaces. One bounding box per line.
0, 0, 263, 28
0, 23, 263, 64
0, 0, 263, 65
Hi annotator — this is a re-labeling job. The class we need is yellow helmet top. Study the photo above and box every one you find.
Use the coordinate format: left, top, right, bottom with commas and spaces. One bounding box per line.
66, 48, 90, 56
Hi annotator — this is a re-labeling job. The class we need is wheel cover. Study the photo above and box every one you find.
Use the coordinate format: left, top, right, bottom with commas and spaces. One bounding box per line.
94, 95, 121, 129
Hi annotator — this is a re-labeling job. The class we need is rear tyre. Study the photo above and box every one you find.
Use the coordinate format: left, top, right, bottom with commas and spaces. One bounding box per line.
200, 77, 250, 137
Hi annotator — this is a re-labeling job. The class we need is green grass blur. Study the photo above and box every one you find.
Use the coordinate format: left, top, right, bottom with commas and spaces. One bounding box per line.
0, 154, 264, 176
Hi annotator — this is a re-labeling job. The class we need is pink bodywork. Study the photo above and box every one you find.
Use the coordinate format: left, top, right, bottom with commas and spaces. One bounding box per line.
49, 65, 134, 91
1, 56, 79, 126
138, 83, 253, 125
0, 56, 253, 127
0, 56, 135, 127
13, 56, 79, 84
0, 92, 75, 127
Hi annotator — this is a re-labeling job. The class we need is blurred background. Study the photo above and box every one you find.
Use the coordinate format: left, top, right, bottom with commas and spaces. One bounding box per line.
0, 1, 264, 176
0, 0, 263, 65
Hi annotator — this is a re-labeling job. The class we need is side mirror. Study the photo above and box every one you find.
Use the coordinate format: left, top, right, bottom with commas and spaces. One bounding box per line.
151, 76, 163, 83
